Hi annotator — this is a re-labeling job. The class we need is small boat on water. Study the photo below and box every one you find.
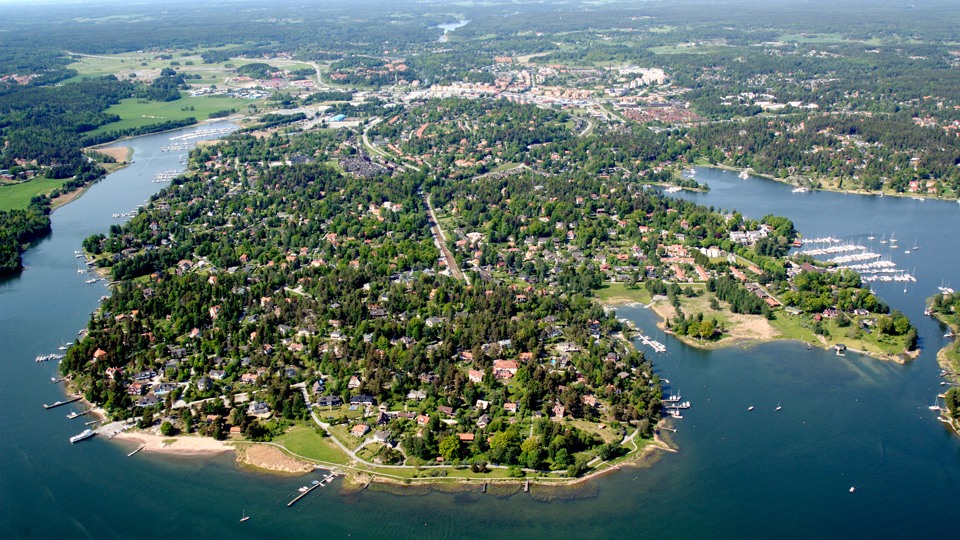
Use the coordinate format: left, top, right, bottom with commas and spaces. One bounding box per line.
747, 406, 755, 411
240, 510, 249, 523
776, 403, 782, 411
738, 170, 749, 179
792, 187, 807, 193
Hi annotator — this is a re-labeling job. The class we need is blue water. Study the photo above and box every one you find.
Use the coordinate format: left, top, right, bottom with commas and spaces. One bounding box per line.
2, 148, 960, 538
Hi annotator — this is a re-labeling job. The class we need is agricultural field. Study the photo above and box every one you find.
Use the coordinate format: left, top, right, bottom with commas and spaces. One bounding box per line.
0, 178, 67, 211
89, 96, 257, 135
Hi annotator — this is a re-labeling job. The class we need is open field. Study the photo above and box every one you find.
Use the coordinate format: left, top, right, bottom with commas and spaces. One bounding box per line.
770, 313, 910, 359
0, 178, 68, 211
273, 426, 349, 464
90, 96, 256, 135
595, 282, 652, 305
66, 49, 239, 83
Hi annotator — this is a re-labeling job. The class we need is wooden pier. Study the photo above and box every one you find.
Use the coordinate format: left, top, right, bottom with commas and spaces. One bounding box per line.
287, 476, 332, 507
43, 396, 81, 409
127, 444, 146, 457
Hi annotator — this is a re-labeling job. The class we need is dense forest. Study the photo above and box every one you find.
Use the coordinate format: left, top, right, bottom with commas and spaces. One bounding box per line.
0, 197, 51, 275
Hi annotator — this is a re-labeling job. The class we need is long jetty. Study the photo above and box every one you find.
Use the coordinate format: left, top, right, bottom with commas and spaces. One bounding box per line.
43, 396, 81, 409
287, 481, 324, 507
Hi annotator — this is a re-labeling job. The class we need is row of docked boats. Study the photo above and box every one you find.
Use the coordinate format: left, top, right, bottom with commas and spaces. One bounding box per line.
663, 392, 691, 419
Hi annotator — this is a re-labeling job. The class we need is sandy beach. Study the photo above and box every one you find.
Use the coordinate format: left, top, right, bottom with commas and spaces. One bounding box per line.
647, 297, 779, 347
90, 146, 131, 163
113, 431, 233, 455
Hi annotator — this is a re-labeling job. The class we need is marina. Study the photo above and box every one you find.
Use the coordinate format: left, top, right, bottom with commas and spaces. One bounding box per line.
152, 169, 183, 183
639, 334, 667, 353
795, 236, 916, 282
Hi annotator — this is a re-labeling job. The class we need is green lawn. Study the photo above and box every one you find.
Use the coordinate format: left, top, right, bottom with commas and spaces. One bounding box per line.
769, 313, 909, 357
329, 425, 365, 450
273, 426, 349, 464
90, 96, 257, 135
0, 178, 68, 211
594, 283, 652, 305
649, 45, 728, 55
356, 442, 385, 461
777, 33, 884, 46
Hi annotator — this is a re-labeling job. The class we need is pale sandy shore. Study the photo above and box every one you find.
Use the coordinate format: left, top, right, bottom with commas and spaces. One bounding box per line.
113, 431, 315, 475
114, 431, 232, 455
90, 146, 131, 163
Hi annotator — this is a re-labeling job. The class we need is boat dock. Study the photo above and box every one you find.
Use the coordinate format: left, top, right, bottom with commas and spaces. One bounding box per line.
43, 396, 81, 409
127, 444, 145, 457
66, 409, 91, 419
287, 474, 334, 507
640, 334, 667, 353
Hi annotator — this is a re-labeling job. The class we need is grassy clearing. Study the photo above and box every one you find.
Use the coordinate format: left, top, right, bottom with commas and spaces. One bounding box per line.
649, 45, 727, 55
273, 426, 348, 464
91, 96, 256, 135
569, 419, 620, 444
594, 282, 652, 305
769, 313, 908, 357
329, 425, 365, 450
67, 51, 237, 81
0, 178, 68, 211
672, 291, 733, 328
356, 443, 385, 462
777, 33, 884, 46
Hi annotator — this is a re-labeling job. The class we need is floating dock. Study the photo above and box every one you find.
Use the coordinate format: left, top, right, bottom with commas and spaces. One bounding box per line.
639, 335, 667, 353
127, 444, 146, 457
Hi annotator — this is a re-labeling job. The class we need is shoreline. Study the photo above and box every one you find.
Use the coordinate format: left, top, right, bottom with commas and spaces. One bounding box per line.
100, 414, 674, 490
348, 427, 675, 497
694, 163, 959, 203
602, 295, 914, 362
113, 430, 234, 456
